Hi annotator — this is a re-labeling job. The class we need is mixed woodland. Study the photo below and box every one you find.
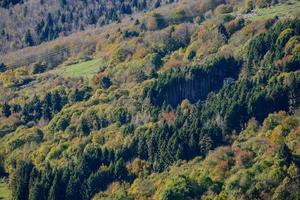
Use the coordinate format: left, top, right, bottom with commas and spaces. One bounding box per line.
0, 0, 300, 199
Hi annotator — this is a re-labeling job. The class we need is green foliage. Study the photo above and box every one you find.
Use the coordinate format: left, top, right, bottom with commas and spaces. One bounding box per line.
112, 107, 131, 125
147, 57, 241, 106
170, 10, 187, 24
11, 161, 33, 200
62, 59, 104, 78
32, 63, 46, 74
1, 4, 300, 200
159, 175, 198, 200
0, 181, 10, 200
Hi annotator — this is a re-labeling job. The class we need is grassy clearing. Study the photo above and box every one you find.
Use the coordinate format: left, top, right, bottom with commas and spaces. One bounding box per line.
0, 181, 10, 200
251, 0, 300, 21
56, 58, 105, 78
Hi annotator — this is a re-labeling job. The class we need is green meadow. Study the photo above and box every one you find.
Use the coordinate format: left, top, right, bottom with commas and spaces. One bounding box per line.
57, 58, 105, 78
251, 0, 300, 21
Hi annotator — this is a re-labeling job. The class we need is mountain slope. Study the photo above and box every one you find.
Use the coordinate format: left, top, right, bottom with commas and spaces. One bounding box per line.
0, 0, 300, 200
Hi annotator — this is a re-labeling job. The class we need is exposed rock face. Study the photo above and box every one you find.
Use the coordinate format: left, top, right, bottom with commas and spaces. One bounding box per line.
148, 57, 241, 106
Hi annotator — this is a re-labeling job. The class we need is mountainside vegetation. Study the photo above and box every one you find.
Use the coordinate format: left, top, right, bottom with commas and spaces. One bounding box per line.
0, 0, 300, 199
0, 0, 177, 53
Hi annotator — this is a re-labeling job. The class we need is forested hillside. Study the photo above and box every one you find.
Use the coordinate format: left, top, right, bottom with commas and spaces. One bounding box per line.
0, 0, 300, 199
0, 0, 176, 53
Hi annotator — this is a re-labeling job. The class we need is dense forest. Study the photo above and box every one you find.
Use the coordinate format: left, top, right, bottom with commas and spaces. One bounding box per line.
0, 0, 300, 199
0, 0, 177, 53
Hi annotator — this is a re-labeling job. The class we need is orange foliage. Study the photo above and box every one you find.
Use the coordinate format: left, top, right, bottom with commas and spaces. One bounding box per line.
163, 111, 176, 124
160, 59, 187, 72
234, 149, 253, 168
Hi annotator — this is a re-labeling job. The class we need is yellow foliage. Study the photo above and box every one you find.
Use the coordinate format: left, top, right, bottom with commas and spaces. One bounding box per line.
127, 158, 151, 177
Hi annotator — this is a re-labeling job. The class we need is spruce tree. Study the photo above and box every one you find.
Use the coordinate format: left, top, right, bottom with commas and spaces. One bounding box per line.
2, 102, 11, 117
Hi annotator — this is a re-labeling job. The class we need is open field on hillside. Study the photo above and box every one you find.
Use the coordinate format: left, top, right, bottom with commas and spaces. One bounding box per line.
55, 58, 105, 78
251, 0, 300, 21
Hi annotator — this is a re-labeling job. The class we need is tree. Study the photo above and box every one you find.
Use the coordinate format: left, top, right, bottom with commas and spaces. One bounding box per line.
0, 154, 6, 177
59, 0, 66, 7
2, 102, 11, 117
21, 103, 34, 122
65, 175, 81, 200
159, 175, 198, 200
0, 63, 7, 72
24, 30, 34, 46
154, 0, 161, 8
32, 95, 43, 120
147, 13, 165, 30
11, 161, 33, 200
218, 24, 229, 43
136, 70, 147, 83
68, 88, 82, 102
113, 158, 127, 180
51, 92, 62, 113
112, 107, 131, 125
99, 76, 112, 89
32, 63, 46, 74
48, 172, 64, 200
43, 93, 52, 121
56, 117, 69, 131
12, 104, 22, 113
244, 0, 254, 13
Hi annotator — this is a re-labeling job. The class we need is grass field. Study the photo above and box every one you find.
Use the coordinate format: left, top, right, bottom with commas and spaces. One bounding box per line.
251, 0, 300, 21
0, 181, 10, 200
56, 58, 105, 78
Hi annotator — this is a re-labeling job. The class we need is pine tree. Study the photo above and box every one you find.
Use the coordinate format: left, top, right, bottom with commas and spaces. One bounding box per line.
32, 95, 43, 120
113, 158, 127, 180
0, 63, 7, 72
99, 76, 112, 89
11, 161, 33, 200
48, 172, 64, 200
65, 175, 81, 200
24, 30, 34, 46
43, 93, 52, 120
2, 102, 11, 117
